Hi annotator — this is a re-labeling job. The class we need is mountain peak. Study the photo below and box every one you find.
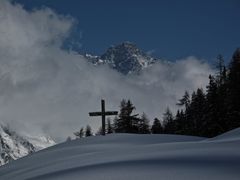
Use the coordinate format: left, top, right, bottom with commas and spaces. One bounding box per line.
92, 42, 156, 75
106, 41, 145, 58
84, 42, 158, 75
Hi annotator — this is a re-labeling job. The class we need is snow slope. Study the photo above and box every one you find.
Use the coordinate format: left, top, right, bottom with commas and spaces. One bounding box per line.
0, 131, 240, 180
208, 127, 240, 142
0, 125, 35, 166
0, 124, 55, 166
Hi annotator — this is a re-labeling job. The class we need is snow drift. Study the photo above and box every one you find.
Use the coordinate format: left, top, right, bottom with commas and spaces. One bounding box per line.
0, 129, 240, 180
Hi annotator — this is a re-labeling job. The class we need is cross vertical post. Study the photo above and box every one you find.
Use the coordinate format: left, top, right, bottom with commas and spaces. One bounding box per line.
101, 99, 106, 136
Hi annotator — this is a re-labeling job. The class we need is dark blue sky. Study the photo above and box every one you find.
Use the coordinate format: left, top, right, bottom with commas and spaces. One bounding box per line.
14, 0, 240, 63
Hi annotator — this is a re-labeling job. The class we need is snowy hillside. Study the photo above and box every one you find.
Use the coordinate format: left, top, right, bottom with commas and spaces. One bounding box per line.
0, 129, 240, 180
84, 42, 157, 74
0, 125, 55, 166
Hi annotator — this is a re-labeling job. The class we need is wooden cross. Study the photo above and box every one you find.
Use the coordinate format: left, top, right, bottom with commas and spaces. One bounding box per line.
89, 99, 118, 135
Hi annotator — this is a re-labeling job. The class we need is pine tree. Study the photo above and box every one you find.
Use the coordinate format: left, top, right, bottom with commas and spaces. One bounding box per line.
177, 91, 190, 109
176, 91, 192, 135
66, 136, 72, 142
201, 56, 228, 137
216, 54, 225, 85
85, 125, 92, 137
204, 75, 219, 136
188, 88, 206, 136
215, 55, 228, 134
114, 99, 139, 133
74, 127, 84, 138
174, 110, 186, 135
163, 107, 175, 134
138, 113, 150, 134
151, 118, 163, 134
226, 48, 240, 129
114, 99, 127, 133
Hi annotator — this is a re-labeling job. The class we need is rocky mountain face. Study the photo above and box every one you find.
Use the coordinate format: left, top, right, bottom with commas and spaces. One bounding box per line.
0, 124, 55, 166
84, 42, 157, 75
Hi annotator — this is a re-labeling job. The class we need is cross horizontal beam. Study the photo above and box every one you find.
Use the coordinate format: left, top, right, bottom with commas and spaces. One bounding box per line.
89, 111, 118, 116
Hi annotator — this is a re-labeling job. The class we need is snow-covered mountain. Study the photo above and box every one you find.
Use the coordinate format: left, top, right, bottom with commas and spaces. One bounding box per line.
0, 128, 239, 180
0, 124, 55, 166
84, 42, 157, 75
24, 135, 56, 151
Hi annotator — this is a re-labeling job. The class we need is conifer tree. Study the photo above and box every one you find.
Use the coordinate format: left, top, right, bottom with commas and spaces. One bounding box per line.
226, 48, 240, 129
114, 99, 128, 133
85, 125, 93, 137
174, 110, 186, 134
188, 88, 206, 136
202, 61, 227, 137
114, 99, 139, 133
151, 118, 163, 134
215, 55, 228, 134
163, 107, 175, 134
66, 136, 72, 142
216, 54, 225, 85
177, 91, 190, 109
176, 91, 192, 135
74, 127, 84, 138
138, 113, 150, 134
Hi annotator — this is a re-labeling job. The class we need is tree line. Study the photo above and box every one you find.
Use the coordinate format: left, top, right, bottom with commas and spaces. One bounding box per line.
161, 48, 240, 137
74, 48, 240, 138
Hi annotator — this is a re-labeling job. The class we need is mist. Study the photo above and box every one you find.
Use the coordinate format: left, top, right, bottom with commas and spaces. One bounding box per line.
0, 0, 213, 141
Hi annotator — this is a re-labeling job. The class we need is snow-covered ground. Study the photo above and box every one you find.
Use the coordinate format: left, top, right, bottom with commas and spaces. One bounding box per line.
0, 129, 240, 180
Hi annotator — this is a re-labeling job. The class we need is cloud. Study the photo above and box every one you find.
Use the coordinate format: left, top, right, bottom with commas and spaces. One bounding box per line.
0, 0, 214, 141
